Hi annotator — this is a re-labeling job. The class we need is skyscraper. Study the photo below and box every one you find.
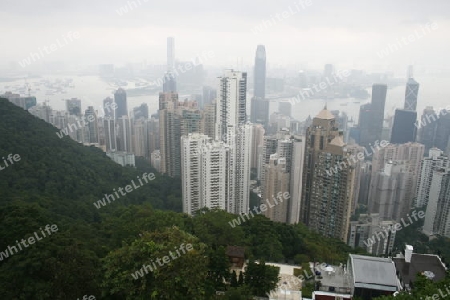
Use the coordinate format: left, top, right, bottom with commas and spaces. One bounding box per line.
66, 98, 82, 116
103, 117, 116, 151
114, 88, 128, 120
404, 78, 419, 111
167, 37, 175, 72
250, 45, 269, 126
416, 148, 449, 208
391, 109, 417, 144
117, 116, 132, 153
300, 107, 356, 241
359, 84, 387, 150
417, 107, 438, 151
103, 97, 114, 119
85, 106, 99, 144
133, 103, 149, 120
434, 110, 450, 155
253, 45, 266, 99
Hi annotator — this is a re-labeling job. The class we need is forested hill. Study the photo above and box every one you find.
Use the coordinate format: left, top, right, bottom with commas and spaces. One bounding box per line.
0, 99, 357, 299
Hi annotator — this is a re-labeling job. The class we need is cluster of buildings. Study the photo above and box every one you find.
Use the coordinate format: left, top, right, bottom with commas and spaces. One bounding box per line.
4, 38, 450, 263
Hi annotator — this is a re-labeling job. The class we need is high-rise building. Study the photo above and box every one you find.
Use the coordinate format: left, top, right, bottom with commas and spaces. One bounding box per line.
66, 98, 82, 116
114, 88, 128, 120
253, 45, 266, 99
391, 109, 417, 144
133, 118, 148, 157
423, 167, 450, 237
103, 97, 114, 119
434, 110, 450, 155
2, 92, 37, 110
163, 72, 177, 93
216, 70, 247, 140
103, 117, 117, 151
358, 84, 387, 150
263, 154, 290, 222
85, 106, 99, 144
201, 86, 217, 108
415, 148, 449, 208
300, 107, 356, 241
181, 133, 228, 215
404, 77, 419, 111
117, 116, 132, 153
251, 45, 269, 127
417, 107, 438, 151
288, 136, 305, 224
251, 124, 265, 169
167, 37, 175, 72
201, 102, 216, 140
279, 101, 292, 117
133, 103, 149, 120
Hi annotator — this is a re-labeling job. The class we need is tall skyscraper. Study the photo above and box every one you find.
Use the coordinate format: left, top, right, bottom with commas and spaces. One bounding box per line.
215, 70, 247, 141
104, 117, 117, 151
133, 103, 149, 120
114, 88, 128, 120
250, 45, 269, 126
66, 98, 82, 116
417, 107, 438, 151
423, 167, 450, 237
404, 78, 419, 111
300, 107, 356, 241
359, 84, 387, 150
253, 45, 266, 99
103, 97, 114, 119
434, 110, 450, 155
415, 148, 449, 208
117, 116, 132, 153
391, 109, 417, 144
167, 37, 175, 72
85, 106, 99, 144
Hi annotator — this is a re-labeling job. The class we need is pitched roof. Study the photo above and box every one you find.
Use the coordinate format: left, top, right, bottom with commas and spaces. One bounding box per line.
350, 254, 398, 292
315, 107, 335, 120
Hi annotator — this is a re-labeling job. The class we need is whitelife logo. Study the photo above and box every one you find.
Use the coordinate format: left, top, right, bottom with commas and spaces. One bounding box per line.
18, 31, 80, 68
0, 225, 59, 262
93, 173, 156, 209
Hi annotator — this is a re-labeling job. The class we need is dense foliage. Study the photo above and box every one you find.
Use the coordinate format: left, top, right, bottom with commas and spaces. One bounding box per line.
0, 99, 355, 299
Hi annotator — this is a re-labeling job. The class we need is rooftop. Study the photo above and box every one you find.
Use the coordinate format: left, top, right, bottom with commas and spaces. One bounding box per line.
393, 253, 447, 287
349, 254, 398, 292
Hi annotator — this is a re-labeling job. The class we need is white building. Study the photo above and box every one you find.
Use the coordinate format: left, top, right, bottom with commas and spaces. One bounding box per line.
415, 148, 449, 208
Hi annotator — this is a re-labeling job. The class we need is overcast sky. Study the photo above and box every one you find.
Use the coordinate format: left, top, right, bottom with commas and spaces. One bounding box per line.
1, 0, 449, 74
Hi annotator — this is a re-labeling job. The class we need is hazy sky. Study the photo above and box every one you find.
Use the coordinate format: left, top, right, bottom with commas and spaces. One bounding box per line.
1, 0, 449, 74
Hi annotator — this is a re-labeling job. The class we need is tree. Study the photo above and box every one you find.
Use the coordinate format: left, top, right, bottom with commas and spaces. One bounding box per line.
244, 259, 280, 297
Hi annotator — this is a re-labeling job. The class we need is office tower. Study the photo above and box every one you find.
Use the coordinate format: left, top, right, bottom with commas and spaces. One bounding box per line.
133, 103, 149, 120
423, 167, 450, 237
163, 72, 177, 93
167, 37, 175, 71
417, 107, 438, 151
104, 117, 117, 151
114, 88, 128, 120
263, 154, 290, 222
251, 45, 269, 126
85, 106, 99, 144
201, 102, 216, 140
202, 86, 217, 108
66, 98, 82, 116
415, 148, 449, 208
346, 144, 364, 214
181, 134, 228, 215
359, 84, 387, 150
434, 110, 450, 155
348, 214, 396, 256
103, 97, 114, 118
250, 97, 270, 126
300, 107, 356, 241
404, 77, 419, 111
251, 124, 265, 169
117, 116, 132, 152
254, 45, 266, 99
391, 109, 417, 144
279, 101, 292, 117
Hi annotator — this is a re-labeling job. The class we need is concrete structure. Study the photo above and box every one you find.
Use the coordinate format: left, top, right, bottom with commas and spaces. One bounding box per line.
359, 84, 387, 150
391, 109, 417, 144
415, 148, 449, 208
66, 98, 82, 116
114, 88, 128, 120
404, 77, 419, 111
300, 107, 356, 242
106, 151, 135, 167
